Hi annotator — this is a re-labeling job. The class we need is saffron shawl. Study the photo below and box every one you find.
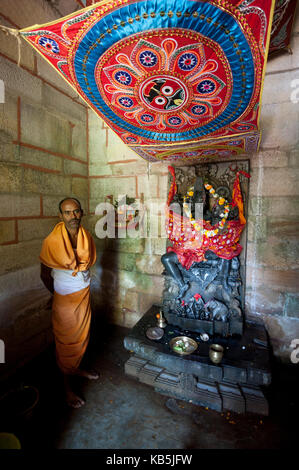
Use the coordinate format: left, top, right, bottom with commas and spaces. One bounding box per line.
40, 222, 96, 276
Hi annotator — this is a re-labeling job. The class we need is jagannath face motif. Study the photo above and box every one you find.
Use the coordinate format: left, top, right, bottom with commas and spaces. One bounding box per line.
141, 77, 186, 112
98, 34, 230, 134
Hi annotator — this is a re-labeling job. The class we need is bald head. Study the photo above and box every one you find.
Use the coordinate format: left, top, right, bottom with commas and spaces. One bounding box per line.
59, 197, 82, 214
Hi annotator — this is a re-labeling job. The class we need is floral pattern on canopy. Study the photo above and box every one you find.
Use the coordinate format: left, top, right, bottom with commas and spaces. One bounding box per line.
20, 0, 275, 163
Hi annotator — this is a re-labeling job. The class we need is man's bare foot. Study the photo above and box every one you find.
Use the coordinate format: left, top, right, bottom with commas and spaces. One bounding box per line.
66, 389, 85, 409
75, 369, 100, 380
63, 373, 86, 408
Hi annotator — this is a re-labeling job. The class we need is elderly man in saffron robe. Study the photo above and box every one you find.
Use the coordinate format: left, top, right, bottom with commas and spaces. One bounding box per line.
40, 197, 98, 408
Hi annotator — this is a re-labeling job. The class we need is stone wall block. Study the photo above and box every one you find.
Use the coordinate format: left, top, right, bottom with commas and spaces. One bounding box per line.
262, 71, 297, 106
249, 167, 299, 197
83, 215, 104, 237
245, 266, 299, 294
283, 294, 299, 319
158, 174, 170, 198
0, 265, 43, 300
0, 0, 57, 29
0, 220, 15, 244
100, 251, 136, 272
42, 195, 66, 217
23, 168, 72, 195
0, 58, 42, 104
267, 218, 299, 238
71, 121, 87, 161
247, 215, 267, 242
18, 218, 57, 242
139, 292, 161, 314
250, 150, 288, 168
245, 287, 285, 316
267, 196, 299, 218
0, 131, 15, 163
249, 197, 270, 216
0, 24, 34, 71
106, 130, 138, 162
260, 102, 299, 148
246, 238, 299, 271
0, 194, 41, 218
122, 290, 139, 312
71, 176, 88, 199
0, 163, 22, 193
21, 102, 71, 155
90, 177, 136, 202
0, 90, 18, 140
135, 254, 164, 275
144, 237, 167, 256
64, 159, 88, 176
36, 54, 79, 98
105, 237, 144, 254
118, 270, 164, 296
111, 160, 147, 176
0, 240, 43, 275
137, 174, 159, 198
289, 149, 299, 168
42, 83, 86, 123
19, 145, 63, 172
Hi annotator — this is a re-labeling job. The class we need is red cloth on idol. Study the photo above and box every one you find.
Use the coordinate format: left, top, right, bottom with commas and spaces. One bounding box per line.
166, 167, 249, 269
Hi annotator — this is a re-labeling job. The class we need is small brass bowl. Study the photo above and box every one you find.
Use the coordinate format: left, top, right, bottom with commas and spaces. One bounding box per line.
209, 344, 224, 364
169, 336, 198, 356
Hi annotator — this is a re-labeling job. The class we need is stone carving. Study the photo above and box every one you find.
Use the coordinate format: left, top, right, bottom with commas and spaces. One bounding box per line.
161, 164, 248, 336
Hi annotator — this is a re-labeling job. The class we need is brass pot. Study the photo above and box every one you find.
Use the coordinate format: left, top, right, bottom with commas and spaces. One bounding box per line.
209, 344, 224, 364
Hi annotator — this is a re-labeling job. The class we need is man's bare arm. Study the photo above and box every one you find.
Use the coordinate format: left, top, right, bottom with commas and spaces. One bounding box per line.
40, 263, 54, 294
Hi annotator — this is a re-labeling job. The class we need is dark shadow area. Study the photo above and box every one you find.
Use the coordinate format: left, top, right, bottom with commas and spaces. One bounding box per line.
0, 314, 298, 449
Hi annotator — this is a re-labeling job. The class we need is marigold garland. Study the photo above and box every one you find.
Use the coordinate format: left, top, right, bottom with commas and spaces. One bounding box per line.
183, 182, 231, 238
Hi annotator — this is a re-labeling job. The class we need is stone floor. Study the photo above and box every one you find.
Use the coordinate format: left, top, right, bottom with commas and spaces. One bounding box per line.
0, 318, 298, 450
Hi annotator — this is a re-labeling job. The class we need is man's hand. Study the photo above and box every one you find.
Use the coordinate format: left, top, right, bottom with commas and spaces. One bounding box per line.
40, 263, 54, 295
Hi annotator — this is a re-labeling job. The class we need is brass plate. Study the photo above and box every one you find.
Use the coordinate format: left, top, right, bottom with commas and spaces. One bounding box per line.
146, 327, 164, 340
169, 336, 198, 355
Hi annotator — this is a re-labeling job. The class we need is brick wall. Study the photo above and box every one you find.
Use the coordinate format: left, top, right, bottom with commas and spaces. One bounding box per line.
244, 14, 299, 361
0, 0, 89, 376
87, 111, 168, 328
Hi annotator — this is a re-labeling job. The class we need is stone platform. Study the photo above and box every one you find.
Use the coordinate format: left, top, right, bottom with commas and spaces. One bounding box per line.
123, 306, 271, 415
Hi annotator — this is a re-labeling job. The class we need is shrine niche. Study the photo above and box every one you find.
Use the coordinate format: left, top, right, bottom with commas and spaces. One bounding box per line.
162, 163, 250, 337
124, 161, 271, 416
20, 0, 275, 163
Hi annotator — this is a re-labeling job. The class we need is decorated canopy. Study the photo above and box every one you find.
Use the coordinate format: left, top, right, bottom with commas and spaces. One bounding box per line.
269, 0, 297, 55
20, 0, 275, 163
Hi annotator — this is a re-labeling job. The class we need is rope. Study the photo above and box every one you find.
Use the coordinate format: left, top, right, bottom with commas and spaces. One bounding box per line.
0, 25, 22, 66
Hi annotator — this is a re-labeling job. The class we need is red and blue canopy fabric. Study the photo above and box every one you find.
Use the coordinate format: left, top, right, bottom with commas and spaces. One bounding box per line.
269, 0, 297, 55
20, 0, 275, 163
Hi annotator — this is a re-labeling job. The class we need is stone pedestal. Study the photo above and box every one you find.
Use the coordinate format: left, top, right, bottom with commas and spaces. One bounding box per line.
123, 306, 271, 415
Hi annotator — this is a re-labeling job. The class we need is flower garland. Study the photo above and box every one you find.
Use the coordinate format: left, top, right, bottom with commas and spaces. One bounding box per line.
182, 182, 231, 238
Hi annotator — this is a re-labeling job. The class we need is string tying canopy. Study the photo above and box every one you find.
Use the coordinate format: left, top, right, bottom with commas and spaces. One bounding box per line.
0, 25, 22, 66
